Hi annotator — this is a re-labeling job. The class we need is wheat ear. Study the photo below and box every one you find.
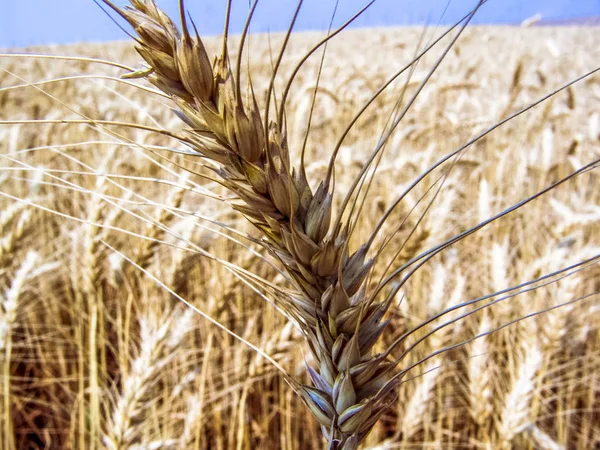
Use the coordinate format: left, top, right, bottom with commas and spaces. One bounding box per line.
103, 307, 193, 450
2, 252, 57, 450
497, 341, 543, 447
1, 252, 39, 450
98, 1, 402, 446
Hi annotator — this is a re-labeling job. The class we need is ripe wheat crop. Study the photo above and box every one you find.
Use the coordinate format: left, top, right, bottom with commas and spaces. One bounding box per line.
0, 1, 599, 449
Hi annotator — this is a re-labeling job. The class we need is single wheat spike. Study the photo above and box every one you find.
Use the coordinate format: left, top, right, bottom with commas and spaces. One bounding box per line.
497, 342, 543, 447
103, 307, 193, 450
2, 252, 56, 450
133, 173, 188, 271
1, 252, 38, 450
101, 1, 396, 446
0, 208, 31, 268
401, 361, 440, 440
468, 312, 494, 427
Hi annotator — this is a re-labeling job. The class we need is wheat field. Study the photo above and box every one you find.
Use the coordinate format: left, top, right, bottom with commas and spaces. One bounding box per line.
1, 9, 599, 450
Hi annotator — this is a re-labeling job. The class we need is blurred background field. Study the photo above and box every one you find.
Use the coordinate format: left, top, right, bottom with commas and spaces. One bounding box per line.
0, 25, 599, 449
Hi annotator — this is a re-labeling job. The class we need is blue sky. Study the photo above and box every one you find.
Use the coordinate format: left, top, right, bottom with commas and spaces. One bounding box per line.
1, 0, 599, 48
